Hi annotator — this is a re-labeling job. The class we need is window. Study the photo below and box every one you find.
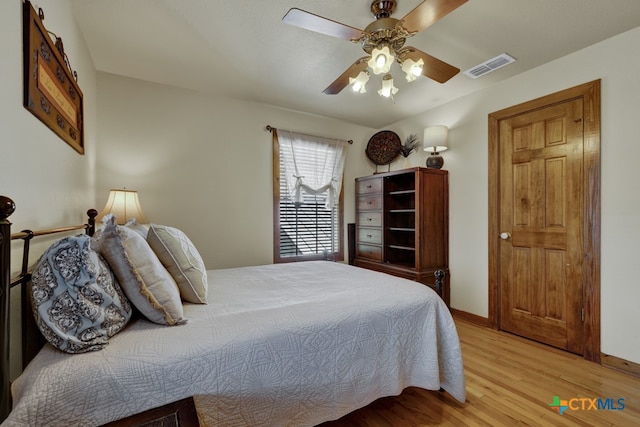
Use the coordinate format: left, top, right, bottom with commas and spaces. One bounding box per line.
272, 130, 347, 263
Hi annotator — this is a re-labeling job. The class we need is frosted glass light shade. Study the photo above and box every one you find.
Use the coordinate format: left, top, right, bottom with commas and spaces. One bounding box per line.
98, 189, 149, 225
378, 74, 398, 98
402, 57, 424, 82
349, 70, 370, 93
367, 45, 394, 75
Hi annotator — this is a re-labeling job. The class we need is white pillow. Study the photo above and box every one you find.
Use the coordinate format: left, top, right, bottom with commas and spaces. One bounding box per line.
124, 218, 150, 239
147, 224, 208, 304
96, 215, 186, 326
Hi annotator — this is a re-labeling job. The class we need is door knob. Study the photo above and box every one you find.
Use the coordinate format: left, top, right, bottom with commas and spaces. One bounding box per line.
500, 232, 511, 240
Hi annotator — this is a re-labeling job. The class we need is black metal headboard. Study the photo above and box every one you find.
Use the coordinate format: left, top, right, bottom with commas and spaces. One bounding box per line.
0, 195, 96, 422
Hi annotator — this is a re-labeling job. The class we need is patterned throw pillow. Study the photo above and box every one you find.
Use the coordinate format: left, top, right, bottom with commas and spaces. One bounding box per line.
30, 234, 132, 353
147, 224, 208, 304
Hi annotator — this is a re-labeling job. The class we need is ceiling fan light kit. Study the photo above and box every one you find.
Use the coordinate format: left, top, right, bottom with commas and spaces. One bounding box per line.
368, 44, 395, 75
349, 70, 371, 93
378, 74, 399, 98
401, 57, 424, 81
282, 0, 468, 98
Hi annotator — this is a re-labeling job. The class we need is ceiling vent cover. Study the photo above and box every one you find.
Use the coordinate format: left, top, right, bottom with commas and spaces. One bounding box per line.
464, 53, 516, 79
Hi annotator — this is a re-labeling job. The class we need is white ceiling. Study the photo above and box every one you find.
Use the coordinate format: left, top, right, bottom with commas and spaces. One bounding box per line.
70, 0, 640, 129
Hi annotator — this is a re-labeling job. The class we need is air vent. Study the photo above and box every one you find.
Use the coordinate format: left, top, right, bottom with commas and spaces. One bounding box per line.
464, 53, 516, 79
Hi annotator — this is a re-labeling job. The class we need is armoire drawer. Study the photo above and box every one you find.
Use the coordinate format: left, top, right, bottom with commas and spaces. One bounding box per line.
356, 178, 382, 195
357, 194, 382, 211
357, 212, 382, 227
357, 243, 383, 261
357, 227, 382, 244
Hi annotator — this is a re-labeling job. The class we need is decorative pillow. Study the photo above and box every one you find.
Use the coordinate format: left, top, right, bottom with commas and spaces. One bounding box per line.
124, 218, 149, 239
96, 215, 186, 326
30, 234, 132, 353
147, 224, 208, 304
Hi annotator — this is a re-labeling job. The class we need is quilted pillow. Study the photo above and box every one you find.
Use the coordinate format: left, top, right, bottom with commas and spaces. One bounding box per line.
147, 224, 208, 304
96, 215, 186, 326
30, 234, 132, 353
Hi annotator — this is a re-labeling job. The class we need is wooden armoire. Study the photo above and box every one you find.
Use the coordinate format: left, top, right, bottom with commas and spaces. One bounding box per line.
354, 167, 449, 305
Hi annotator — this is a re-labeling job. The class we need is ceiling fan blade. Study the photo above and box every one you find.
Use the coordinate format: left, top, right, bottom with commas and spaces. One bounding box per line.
323, 57, 370, 95
283, 8, 364, 41
402, 47, 460, 83
401, 0, 468, 33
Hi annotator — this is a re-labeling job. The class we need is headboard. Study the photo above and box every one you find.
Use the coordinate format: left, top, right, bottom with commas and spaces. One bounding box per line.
0, 195, 96, 422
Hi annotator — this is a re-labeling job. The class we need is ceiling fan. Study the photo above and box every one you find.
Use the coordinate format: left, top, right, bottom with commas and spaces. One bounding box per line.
283, 0, 468, 97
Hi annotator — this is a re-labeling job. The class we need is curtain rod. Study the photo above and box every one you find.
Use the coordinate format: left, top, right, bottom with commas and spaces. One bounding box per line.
266, 125, 353, 144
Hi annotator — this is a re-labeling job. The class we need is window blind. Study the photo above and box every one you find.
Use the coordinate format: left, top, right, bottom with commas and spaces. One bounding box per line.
275, 130, 347, 260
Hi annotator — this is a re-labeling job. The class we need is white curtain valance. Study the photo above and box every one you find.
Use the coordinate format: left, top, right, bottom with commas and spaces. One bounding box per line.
278, 130, 348, 209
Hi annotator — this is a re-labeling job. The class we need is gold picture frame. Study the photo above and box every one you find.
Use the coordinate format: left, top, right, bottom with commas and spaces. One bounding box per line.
22, 0, 84, 154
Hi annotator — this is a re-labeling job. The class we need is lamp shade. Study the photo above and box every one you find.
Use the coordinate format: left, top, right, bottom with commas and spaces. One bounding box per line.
423, 126, 449, 154
98, 189, 149, 225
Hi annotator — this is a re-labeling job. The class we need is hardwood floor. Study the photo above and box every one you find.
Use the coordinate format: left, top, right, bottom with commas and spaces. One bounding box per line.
320, 319, 640, 426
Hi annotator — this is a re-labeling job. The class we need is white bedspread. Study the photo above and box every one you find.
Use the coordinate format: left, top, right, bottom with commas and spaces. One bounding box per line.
4, 262, 465, 426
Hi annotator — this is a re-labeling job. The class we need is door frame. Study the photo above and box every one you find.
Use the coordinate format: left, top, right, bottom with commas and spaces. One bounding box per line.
488, 80, 601, 362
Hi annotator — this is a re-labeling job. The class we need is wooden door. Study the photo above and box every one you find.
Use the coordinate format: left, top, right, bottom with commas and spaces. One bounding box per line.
498, 99, 584, 353
489, 81, 601, 361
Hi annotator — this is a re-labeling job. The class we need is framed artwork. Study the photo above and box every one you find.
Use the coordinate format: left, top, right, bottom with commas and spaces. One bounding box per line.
22, 0, 84, 154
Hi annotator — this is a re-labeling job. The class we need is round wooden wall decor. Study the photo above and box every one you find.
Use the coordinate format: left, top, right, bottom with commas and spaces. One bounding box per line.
365, 130, 401, 165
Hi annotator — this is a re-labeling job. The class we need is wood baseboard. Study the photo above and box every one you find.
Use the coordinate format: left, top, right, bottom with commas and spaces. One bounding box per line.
450, 308, 489, 327
450, 310, 640, 380
601, 353, 640, 378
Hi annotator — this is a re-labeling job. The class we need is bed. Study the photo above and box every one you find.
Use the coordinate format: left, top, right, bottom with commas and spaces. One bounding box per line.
0, 195, 465, 426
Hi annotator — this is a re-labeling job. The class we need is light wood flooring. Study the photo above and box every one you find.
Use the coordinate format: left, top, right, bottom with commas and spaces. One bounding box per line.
320, 318, 640, 426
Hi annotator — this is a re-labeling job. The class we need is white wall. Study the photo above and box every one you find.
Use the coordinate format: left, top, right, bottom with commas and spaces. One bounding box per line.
1, 0, 97, 229
385, 27, 640, 364
0, 0, 97, 378
95, 73, 375, 269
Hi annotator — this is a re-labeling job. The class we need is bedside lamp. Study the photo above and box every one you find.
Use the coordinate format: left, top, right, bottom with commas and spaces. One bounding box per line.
424, 126, 449, 169
98, 189, 149, 225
